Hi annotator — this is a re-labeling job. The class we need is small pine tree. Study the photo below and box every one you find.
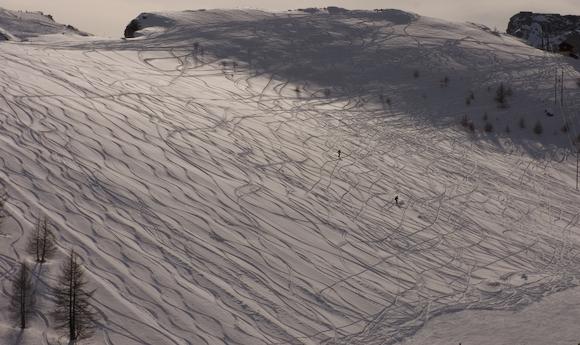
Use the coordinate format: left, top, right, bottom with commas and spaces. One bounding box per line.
533, 121, 543, 135
413, 70, 420, 78
506, 125, 511, 133
53, 250, 97, 342
9, 262, 35, 329
495, 83, 509, 108
465, 91, 475, 105
27, 217, 57, 263
561, 123, 570, 133
484, 122, 493, 132
519, 118, 526, 129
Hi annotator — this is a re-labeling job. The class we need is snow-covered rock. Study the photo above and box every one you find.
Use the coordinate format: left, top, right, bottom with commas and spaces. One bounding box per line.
507, 11, 580, 51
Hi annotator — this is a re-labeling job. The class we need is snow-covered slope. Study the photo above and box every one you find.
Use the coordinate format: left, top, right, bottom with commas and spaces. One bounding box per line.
114, 9, 580, 148
0, 7, 89, 41
0, 8, 580, 345
402, 285, 580, 345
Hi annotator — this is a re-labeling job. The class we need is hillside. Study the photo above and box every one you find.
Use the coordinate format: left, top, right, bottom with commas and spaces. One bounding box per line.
0, 8, 580, 345
113, 9, 580, 149
0, 7, 89, 41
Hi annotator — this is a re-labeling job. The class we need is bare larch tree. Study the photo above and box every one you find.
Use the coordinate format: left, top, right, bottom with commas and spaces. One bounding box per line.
53, 250, 97, 343
27, 216, 57, 263
0, 190, 7, 230
9, 262, 35, 329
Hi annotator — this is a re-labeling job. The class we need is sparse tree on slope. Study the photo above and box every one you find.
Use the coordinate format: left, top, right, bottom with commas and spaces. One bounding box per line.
27, 216, 57, 263
53, 250, 97, 343
9, 262, 35, 329
0, 191, 7, 228
495, 83, 510, 108
0, 190, 8, 237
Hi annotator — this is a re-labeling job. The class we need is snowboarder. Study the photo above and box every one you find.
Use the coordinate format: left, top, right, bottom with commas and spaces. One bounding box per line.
338, 149, 342, 159
395, 195, 399, 205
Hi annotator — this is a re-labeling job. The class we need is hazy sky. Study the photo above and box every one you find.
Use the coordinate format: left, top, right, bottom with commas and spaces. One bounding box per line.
2, 0, 580, 37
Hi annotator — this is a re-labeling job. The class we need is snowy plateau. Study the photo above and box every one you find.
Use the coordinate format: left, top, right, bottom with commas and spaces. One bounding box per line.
1, 6, 580, 345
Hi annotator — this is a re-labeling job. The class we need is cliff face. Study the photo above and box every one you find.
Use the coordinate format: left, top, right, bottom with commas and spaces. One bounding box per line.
507, 11, 580, 50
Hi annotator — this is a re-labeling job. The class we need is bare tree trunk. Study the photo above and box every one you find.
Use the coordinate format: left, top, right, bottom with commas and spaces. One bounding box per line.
69, 253, 76, 341
35, 228, 41, 262
40, 218, 50, 262
0, 191, 7, 230
9, 262, 35, 329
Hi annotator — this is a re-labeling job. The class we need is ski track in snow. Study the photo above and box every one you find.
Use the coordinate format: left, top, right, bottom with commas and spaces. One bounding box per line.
0, 10, 580, 345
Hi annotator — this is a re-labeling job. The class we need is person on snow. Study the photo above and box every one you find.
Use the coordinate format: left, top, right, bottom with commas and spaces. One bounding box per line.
338, 149, 342, 159
395, 195, 399, 206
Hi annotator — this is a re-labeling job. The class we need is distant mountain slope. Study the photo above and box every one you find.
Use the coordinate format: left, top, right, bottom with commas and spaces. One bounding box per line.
507, 11, 580, 50
116, 9, 580, 148
0, 7, 89, 41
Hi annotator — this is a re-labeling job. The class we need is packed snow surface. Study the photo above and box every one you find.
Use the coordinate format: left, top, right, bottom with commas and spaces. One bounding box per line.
1, 8, 580, 345
402, 285, 580, 345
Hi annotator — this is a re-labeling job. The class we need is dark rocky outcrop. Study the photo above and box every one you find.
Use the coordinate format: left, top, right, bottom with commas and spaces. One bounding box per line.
507, 11, 580, 51
326, 6, 348, 15
124, 19, 141, 38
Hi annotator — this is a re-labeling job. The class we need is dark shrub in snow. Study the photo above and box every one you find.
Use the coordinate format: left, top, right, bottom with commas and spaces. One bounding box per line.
533, 121, 543, 135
